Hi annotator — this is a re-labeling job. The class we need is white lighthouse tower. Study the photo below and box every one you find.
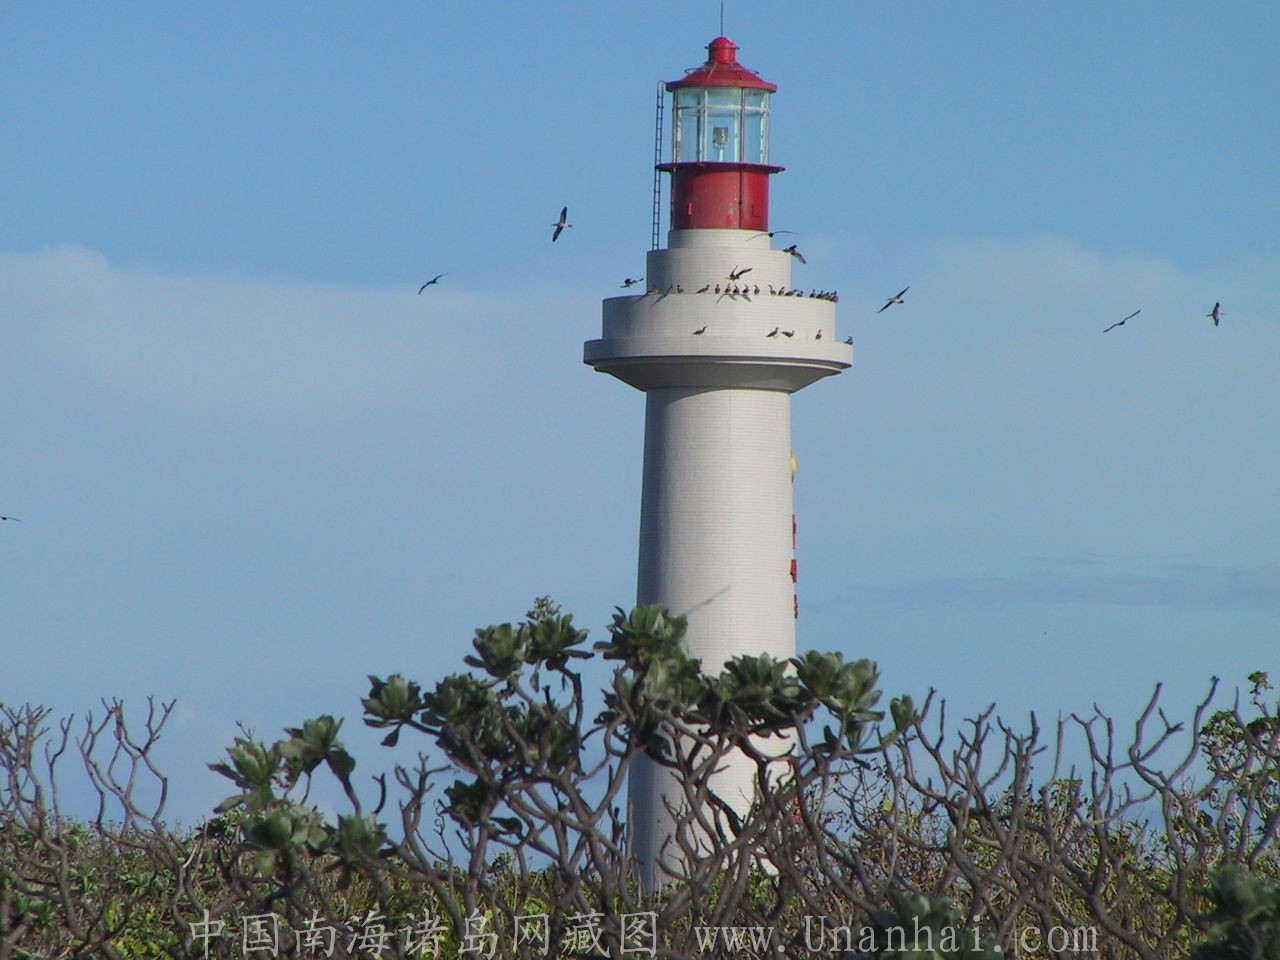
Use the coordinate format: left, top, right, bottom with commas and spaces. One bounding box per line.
584, 37, 852, 878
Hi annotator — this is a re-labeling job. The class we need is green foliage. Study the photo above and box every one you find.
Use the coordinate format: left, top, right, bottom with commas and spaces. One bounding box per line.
1192, 866, 1280, 959
595, 604, 691, 668
847, 890, 1003, 959
19, 621, 1276, 960
280, 715, 356, 783
208, 737, 286, 813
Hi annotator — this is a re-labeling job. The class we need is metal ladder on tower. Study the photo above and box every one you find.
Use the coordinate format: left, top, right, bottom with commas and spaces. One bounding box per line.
650, 82, 664, 251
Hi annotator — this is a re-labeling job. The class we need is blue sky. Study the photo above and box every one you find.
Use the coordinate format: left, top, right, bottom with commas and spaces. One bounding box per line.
2, 2, 1277, 825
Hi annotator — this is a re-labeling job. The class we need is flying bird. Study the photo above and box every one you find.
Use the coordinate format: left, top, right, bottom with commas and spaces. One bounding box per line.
417, 274, 446, 294
783, 244, 807, 264
728, 266, 753, 281
551, 206, 572, 242
878, 286, 909, 313
1103, 309, 1141, 333
1207, 302, 1222, 326
749, 230, 797, 240
0, 516, 19, 522
843, 336, 853, 344
621, 277, 643, 288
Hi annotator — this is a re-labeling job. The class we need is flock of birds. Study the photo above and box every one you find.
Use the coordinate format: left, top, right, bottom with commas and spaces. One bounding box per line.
1103, 301, 1223, 332
0, 212, 1235, 532
415, 206, 1227, 338
417, 206, 902, 328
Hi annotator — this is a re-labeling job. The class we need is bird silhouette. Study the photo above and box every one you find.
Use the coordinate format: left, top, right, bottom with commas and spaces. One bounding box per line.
0, 516, 20, 522
621, 277, 643, 288
843, 336, 853, 344
551, 206, 571, 242
696, 284, 711, 293
782, 330, 795, 337
783, 245, 807, 264
1103, 309, 1141, 333
767, 327, 780, 338
749, 230, 797, 240
417, 274, 446, 294
692, 326, 707, 335
729, 266, 753, 281
815, 329, 823, 339
1207, 302, 1222, 326
878, 286, 909, 312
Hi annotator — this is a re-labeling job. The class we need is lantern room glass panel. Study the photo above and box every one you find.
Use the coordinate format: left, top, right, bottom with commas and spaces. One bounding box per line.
673, 89, 703, 163
742, 90, 769, 164
705, 88, 741, 162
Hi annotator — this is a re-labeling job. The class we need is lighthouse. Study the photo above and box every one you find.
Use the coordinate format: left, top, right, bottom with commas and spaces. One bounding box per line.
584, 37, 852, 879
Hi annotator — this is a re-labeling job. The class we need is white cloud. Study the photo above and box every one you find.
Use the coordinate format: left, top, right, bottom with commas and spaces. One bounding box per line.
0, 245, 597, 429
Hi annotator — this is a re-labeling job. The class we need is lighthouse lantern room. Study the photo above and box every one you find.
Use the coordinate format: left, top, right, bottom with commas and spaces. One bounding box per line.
661, 36, 782, 231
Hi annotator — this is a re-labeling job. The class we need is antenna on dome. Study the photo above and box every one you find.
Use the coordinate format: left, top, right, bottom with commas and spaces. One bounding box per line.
719, 0, 725, 36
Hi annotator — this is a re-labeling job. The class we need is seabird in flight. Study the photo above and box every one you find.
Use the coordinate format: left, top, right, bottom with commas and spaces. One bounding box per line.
878, 286, 909, 313
783, 245, 807, 264
551, 206, 572, 242
1103, 309, 1141, 333
621, 277, 643, 288
417, 274, 446, 294
1207, 302, 1222, 326
729, 266, 753, 281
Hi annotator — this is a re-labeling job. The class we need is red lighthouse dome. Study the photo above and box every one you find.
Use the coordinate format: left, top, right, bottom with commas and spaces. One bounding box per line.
659, 37, 784, 231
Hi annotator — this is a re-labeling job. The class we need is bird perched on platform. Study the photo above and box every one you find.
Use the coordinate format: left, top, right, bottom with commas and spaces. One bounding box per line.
551, 206, 572, 242
767, 327, 780, 338
844, 336, 853, 344
696, 284, 711, 293
692, 326, 707, 335
417, 274, 446, 294
1207, 302, 1222, 326
783, 245, 806, 264
1103, 309, 1141, 333
878, 286, 909, 312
